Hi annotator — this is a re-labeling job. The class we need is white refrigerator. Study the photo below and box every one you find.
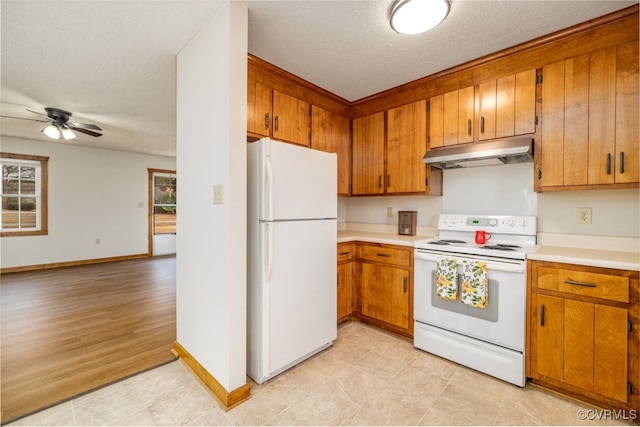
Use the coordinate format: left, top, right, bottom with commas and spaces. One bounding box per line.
247, 137, 337, 384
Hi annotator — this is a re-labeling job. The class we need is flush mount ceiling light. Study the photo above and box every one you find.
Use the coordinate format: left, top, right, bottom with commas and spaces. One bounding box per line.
389, 0, 450, 35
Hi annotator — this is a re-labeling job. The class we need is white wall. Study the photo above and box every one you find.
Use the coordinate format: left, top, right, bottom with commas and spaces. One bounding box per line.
176, 1, 247, 392
343, 162, 640, 239
0, 136, 176, 269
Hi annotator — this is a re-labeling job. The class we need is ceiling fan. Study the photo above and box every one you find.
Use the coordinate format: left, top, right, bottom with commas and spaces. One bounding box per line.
1, 107, 103, 140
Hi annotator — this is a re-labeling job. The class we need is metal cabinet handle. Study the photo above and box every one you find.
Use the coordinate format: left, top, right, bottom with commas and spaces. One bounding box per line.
387, 174, 391, 188
265, 113, 270, 129
376, 253, 391, 258
467, 119, 472, 135
403, 277, 407, 293
339, 251, 350, 256
480, 116, 485, 134
620, 152, 625, 174
274, 115, 279, 132
565, 279, 596, 288
606, 153, 611, 175
337, 272, 339, 287
540, 305, 545, 326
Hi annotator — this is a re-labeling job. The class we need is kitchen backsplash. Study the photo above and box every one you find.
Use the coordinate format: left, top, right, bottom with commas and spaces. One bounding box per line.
340, 163, 639, 239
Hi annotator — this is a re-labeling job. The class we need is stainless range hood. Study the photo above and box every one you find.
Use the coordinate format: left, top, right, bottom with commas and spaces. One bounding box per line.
423, 135, 534, 169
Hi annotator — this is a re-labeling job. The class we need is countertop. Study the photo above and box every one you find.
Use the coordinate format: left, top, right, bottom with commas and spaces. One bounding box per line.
337, 230, 434, 248
338, 227, 639, 271
528, 246, 640, 271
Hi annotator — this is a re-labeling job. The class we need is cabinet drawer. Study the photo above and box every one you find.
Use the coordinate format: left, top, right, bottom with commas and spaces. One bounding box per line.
357, 244, 411, 267
337, 243, 355, 262
537, 267, 629, 303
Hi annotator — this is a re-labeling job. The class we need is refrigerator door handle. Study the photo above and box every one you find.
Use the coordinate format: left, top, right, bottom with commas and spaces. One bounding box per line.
265, 156, 274, 222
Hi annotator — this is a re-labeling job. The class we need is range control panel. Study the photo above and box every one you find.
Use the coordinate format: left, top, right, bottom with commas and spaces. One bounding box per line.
438, 214, 537, 235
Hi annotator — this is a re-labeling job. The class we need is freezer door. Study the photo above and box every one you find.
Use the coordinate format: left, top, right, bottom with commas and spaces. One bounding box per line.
262, 219, 337, 378
262, 139, 337, 221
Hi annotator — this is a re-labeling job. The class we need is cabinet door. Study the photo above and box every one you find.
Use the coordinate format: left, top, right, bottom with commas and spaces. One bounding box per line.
352, 112, 385, 195
360, 262, 380, 319
513, 69, 536, 136
337, 262, 353, 321
615, 41, 639, 184
272, 90, 310, 147
429, 95, 444, 149
458, 86, 475, 144
588, 47, 617, 185
563, 299, 594, 390
443, 91, 459, 146
390, 269, 410, 329
387, 100, 427, 193
563, 55, 590, 186
540, 60, 566, 187
247, 80, 271, 137
594, 304, 628, 402
534, 294, 564, 382
477, 80, 497, 141
311, 106, 351, 195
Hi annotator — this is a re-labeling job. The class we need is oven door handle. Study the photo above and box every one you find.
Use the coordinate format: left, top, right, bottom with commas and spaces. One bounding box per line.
415, 251, 525, 273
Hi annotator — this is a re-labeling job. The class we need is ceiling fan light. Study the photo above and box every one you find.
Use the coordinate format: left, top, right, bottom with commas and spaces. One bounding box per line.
390, 0, 450, 35
61, 128, 76, 140
43, 124, 61, 139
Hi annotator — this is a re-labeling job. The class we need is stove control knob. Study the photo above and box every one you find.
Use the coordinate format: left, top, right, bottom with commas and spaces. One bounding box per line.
442, 216, 450, 224
451, 217, 458, 224
507, 218, 516, 227
519, 219, 528, 227
489, 219, 497, 226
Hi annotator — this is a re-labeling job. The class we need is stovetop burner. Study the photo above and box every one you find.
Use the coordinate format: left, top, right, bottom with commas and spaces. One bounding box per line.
431, 239, 466, 245
480, 244, 522, 251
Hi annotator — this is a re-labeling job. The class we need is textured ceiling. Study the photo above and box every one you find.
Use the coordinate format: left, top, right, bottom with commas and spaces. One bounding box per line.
1, 0, 636, 157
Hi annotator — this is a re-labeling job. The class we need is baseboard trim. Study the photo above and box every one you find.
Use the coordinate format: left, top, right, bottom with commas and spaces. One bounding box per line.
172, 341, 251, 411
1, 253, 151, 274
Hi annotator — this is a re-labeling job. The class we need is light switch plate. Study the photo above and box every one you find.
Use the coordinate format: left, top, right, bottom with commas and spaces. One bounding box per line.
213, 184, 223, 205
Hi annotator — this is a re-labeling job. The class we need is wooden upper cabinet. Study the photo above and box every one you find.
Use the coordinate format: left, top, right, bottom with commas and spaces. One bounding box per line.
352, 112, 385, 195
614, 41, 639, 184
458, 86, 475, 144
432, 69, 536, 147
436, 87, 474, 146
428, 94, 444, 149
247, 80, 271, 138
272, 90, 311, 147
387, 100, 427, 193
311, 106, 351, 196
539, 42, 639, 190
477, 79, 497, 141
588, 47, 617, 185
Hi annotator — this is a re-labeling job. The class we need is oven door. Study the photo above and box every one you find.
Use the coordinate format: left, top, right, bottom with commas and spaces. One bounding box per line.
414, 249, 526, 352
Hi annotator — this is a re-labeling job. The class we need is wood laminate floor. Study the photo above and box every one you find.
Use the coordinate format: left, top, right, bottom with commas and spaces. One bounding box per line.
0, 256, 177, 424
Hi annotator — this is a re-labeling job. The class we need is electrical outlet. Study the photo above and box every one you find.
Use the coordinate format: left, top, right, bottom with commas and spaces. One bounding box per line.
95, 238, 101, 245
577, 207, 592, 224
387, 207, 393, 218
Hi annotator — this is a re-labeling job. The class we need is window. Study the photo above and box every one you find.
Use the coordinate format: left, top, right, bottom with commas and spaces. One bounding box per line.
152, 172, 176, 235
0, 153, 48, 236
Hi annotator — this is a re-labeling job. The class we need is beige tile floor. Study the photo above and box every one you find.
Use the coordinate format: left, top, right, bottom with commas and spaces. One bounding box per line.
9, 322, 635, 426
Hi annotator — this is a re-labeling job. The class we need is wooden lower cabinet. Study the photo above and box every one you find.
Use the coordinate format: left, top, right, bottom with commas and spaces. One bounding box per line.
337, 242, 354, 322
355, 242, 413, 338
528, 260, 639, 413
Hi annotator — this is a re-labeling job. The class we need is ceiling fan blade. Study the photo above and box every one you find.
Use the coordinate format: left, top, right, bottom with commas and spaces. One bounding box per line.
0, 114, 50, 123
26, 108, 52, 119
72, 127, 102, 137
69, 122, 102, 131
